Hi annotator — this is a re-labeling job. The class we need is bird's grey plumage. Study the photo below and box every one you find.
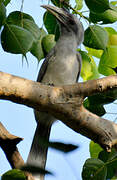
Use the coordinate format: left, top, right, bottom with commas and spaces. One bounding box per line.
27, 5, 84, 180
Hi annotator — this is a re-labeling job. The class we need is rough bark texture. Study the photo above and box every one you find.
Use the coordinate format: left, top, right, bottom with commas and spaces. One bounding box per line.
0, 122, 34, 180
0, 71, 117, 152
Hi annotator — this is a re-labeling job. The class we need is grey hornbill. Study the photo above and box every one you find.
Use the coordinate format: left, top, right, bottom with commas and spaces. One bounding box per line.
27, 5, 84, 179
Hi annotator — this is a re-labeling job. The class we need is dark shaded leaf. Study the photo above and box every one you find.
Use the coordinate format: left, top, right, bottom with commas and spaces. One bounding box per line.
82, 158, 107, 180
21, 165, 52, 175
43, 11, 60, 41
84, 0, 110, 13
3, 0, 11, 6
0, 3, 6, 29
84, 25, 108, 50
2, 169, 26, 180
90, 9, 117, 24
51, 0, 69, 9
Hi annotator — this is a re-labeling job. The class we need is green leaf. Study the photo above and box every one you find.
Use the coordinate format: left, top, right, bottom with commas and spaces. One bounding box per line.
3, 0, 11, 6
1, 24, 34, 55
110, 1, 117, 6
0, 3, 6, 29
30, 28, 46, 61
51, 0, 69, 9
43, 11, 60, 41
74, 0, 83, 11
90, 141, 103, 159
2, 169, 26, 180
80, 51, 100, 81
84, 25, 108, 50
84, 98, 106, 116
98, 149, 117, 179
85, 47, 103, 58
98, 46, 117, 76
82, 158, 107, 180
105, 27, 117, 46
21, 165, 52, 175
84, 0, 110, 13
42, 34, 56, 55
90, 9, 117, 24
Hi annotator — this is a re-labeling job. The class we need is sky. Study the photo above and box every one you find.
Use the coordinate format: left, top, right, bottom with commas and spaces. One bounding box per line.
0, 0, 117, 180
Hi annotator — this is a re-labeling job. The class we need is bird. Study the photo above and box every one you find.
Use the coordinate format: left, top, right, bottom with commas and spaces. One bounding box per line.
27, 5, 84, 180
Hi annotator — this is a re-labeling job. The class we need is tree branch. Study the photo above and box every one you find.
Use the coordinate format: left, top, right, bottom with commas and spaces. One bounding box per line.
0, 122, 34, 180
0, 71, 117, 151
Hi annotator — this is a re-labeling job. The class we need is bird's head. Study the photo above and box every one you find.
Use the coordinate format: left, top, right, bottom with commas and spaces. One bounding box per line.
42, 5, 84, 46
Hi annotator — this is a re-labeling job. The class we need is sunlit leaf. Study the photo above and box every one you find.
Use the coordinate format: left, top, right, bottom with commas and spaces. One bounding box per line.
84, 25, 108, 50
2, 169, 26, 180
105, 27, 117, 46
98, 46, 117, 76
80, 51, 100, 81
90, 141, 103, 159
74, 0, 83, 11
85, 47, 103, 58
82, 158, 107, 180
84, 0, 110, 13
1, 25, 34, 55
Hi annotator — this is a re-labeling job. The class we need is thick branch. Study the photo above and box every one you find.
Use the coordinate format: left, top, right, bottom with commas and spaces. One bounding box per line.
0, 71, 117, 151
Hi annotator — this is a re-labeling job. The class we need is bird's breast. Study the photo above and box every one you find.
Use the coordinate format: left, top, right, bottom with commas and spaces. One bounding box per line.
42, 54, 79, 85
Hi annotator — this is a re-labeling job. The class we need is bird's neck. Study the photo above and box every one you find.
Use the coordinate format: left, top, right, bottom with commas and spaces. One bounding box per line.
57, 27, 78, 51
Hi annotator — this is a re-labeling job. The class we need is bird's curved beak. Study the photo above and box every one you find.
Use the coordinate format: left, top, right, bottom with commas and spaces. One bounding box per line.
41, 5, 69, 25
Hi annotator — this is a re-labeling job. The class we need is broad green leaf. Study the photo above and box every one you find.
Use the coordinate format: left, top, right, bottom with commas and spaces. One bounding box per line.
2, 169, 26, 180
21, 165, 52, 175
98, 46, 117, 76
90, 141, 103, 159
84, 25, 108, 50
85, 47, 103, 58
6, 11, 34, 25
90, 9, 117, 24
105, 27, 117, 46
30, 40, 44, 61
80, 51, 100, 81
1, 24, 34, 55
42, 34, 56, 55
98, 149, 117, 179
0, 3, 6, 29
43, 11, 60, 41
74, 0, 83, 11
30, 28, 46, 61
82, 158, 107, 180
84, 0, 110, 13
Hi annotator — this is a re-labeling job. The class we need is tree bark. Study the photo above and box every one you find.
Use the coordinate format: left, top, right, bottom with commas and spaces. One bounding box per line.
0, 71, 117, 151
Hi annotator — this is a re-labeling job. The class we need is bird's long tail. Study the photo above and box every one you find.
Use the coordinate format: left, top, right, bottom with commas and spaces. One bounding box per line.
27, 112, 54, 180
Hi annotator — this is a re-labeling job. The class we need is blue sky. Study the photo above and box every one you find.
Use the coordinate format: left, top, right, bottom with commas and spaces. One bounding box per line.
0, 0, 117, 180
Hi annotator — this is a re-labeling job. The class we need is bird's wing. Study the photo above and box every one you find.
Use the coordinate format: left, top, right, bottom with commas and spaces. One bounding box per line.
76, 52, 82, 82
37, 48, 55, 82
